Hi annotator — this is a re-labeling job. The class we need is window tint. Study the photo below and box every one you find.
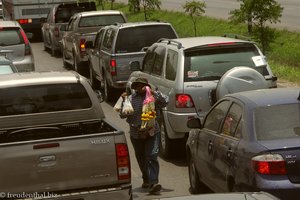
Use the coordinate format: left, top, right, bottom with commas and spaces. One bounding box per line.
79, 15, 125, 27
55, 8, 85, 23
103, 28, 115, 50
0, 28, 23, 46
0, 83, 92, 116
94, 29, 105, 49
142, 45, 157, 73
255, 104, 300, 140
184, 44, 268, 82
221, 103, 242, 138
115, 25, 177, 53
204, 100, 230, 132
152, 46, 166, 76
166, 49, 178, 80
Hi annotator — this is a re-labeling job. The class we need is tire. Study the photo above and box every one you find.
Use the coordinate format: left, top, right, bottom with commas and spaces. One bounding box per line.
159, 114, 173, 158
103, 75, 113, 102
89, 65, 100, 89
188, 155, 201, 194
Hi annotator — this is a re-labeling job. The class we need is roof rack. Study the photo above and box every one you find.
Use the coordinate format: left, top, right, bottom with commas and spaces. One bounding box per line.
157, 38, 182, 49
223, 33, 251, 41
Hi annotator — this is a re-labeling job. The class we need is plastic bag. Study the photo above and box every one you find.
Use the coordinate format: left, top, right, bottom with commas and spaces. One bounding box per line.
113, 96, 124, 112
121, 96, 134, 115
140, 86, 156, 136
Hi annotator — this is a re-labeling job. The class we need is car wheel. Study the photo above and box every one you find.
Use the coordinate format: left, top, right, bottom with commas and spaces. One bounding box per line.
103, 75, 112, 102
89, 65, 100, 89
159, 115, 173, 158
188, 155, 202, 194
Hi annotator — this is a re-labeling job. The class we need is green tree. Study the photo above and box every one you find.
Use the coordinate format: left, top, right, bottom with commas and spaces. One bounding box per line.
97, 0, 106, 10
183, 0, 206, 36
129, 0, 141, 13
141, 0, 161, 21
230, 0, 283, 54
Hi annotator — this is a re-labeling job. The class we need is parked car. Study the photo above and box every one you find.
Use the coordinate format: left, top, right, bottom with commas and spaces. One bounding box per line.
186, 88, 300, 200
41, 1, 96, 56
0, 71, 132, 199
86, 21, 178, 101
127, 36, 278, 158
0, 50, 18, 74
61, 10, 127, 75
159, 192, 280, 200
0, 20, 34, 72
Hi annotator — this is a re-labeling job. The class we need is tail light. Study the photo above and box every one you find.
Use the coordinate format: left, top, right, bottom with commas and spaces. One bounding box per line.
176, 94, 194, 108
116, 143, 130, 180
18, 19, 32, 24
79, 38, 86, 55
20, 29, 31, 56
252, 154, 287, 175
110, 59, 117, 76
54, 27, 59, 37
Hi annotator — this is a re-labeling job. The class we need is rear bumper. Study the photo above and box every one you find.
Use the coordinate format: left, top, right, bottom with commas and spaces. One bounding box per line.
13, 56, 35, 72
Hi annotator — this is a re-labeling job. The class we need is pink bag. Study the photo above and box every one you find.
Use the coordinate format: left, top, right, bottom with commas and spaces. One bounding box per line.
140, 86, 156, 136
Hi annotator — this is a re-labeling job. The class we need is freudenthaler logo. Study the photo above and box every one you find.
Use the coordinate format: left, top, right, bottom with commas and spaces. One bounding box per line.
4, 192, 58, 199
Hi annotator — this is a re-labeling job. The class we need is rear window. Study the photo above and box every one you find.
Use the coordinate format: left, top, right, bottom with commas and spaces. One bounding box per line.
55, 8, 84, 23
0, 28, 23, 46
79, 14, 125, 27
184, 43, 269, 82
0, 65, 14, 74
255, 104, 300, 140
115, 25, 177, 53
0, 83, 92, 116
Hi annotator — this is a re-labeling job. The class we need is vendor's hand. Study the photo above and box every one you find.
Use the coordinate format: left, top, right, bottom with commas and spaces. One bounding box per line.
121, 92, 128, 98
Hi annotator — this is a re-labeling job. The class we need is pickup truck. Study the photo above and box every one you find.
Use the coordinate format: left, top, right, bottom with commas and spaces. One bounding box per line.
41, 1, 96, 56
0, 71, 132, 200
61, 10, 127, 76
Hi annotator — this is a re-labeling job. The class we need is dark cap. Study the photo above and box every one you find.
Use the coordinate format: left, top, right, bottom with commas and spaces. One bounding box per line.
131, 77, 151, 89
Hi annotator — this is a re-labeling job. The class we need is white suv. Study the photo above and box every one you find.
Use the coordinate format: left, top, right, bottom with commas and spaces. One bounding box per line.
127, 36, 278, 158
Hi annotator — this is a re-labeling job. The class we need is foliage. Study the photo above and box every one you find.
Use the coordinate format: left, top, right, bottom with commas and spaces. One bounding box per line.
140, 0, 161, 21
229, 0, 283, 54
183, 0, 206, 36
128, 0, 141, 12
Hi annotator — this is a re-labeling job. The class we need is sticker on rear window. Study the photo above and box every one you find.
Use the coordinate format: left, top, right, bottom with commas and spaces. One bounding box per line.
187, 70, 199, 78
252, 56, 266, 67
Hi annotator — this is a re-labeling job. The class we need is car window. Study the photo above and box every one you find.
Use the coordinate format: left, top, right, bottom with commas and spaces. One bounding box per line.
142, 45, 157, 73
255, 103, 300, 140
0, 28, 23, 46
79, 15, 125, 27
204, 100, 231, 132
56, 8, 84, 23
102, 28, 115, 50
166, 49, 178, 81
115, 25, 177, 53
0, 65, 14, 74
152, 46, 166, 76
94, 29, 105, 49
0, 83, 92, 116
221, 103, 242, 138
183, 43, 269, 82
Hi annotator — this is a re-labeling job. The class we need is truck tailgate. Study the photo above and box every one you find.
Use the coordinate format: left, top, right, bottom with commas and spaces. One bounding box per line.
0, 131, 127, 193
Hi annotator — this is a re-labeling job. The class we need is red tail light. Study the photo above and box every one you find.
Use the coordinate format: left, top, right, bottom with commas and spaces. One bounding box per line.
20, 29, 31, 56
79, 38, 86, 53
176, 94, 194, 108
116, 143, 130, 180
110, 59, 117, 76
252, 154, 287, 175
54, 27, 59, 37
19, 19, 31, 24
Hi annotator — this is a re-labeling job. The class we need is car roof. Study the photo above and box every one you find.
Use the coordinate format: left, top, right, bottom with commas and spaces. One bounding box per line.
0, 20, 21, 28
159, 36, 253, 50
111, 21, 172, 29
228, 88, 300, 107
0, 71, 81, 88
78, 10, 124, 17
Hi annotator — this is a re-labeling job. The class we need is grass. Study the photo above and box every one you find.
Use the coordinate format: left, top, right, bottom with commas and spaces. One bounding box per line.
109, 3, 300, 85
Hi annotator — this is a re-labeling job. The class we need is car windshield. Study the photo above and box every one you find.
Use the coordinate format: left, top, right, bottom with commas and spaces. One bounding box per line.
79, 15, 125, 27
115, 25, 177, 53
255, 103, 300, 140
0, 28, 23, 46
0, 83, 92, 116
184, 44, 269, 82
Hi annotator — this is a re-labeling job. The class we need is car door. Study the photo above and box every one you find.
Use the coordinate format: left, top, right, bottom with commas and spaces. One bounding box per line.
212, 101, 243, 192
91, 28, 106, 77
64, 16, 77, 58
194, 100, 231, 190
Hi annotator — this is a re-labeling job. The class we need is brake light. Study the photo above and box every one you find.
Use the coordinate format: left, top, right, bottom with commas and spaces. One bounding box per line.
79, 38, 86, 53
110, 59, 116, 76
252, 154, 287, 175
33, 143, 59, 149
54, 27, 59, 37
176, 94, 194, 108
18, 19, 32, 24
116, 143, 131, 180
20, 29, 31, 56
207, 42, 236, 47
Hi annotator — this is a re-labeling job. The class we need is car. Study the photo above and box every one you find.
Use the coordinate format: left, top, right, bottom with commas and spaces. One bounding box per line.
0, 20, 34, 72
186, 88, 300, 200
127, 36, 278, 158
0, 50, 18, 74
87, 21, 178, 101
159, 192, 280, 200
0, 0, 3, 19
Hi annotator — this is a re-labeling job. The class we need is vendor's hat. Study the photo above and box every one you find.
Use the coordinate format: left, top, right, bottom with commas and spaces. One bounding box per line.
131, 77, 151, 89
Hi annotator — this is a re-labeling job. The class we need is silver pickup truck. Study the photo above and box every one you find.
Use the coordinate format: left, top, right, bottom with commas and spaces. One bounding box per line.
0, 71, 132, 199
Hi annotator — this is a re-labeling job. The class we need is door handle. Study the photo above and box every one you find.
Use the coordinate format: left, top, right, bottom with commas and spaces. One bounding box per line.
39, 155, 56, 162
226, 148, 233, 159
208, 141, 213, 154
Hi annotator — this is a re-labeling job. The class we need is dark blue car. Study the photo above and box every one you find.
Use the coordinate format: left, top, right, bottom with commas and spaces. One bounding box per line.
186, 88, 300, 200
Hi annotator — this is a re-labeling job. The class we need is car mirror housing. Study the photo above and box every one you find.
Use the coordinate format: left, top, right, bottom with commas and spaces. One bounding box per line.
130, 61, 140, 71
187, 118, 202, 129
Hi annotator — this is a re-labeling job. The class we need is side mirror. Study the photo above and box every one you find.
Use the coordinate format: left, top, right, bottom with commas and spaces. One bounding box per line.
266, 76, 278, 82
85, 41, 94, 49
130, 61, 141, 71
94, 90, 104, 103
187, 118, 202, 129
